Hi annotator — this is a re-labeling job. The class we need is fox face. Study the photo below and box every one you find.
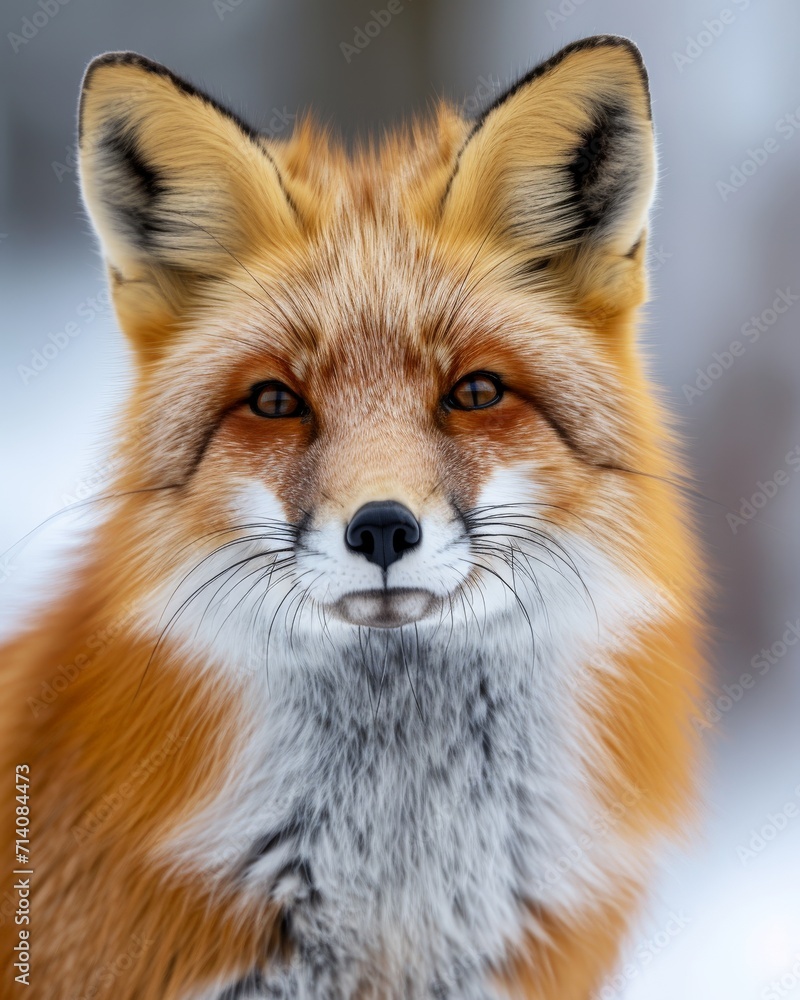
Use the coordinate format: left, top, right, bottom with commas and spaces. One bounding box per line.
78, 40, 669, 666
1, 36, 704, 1000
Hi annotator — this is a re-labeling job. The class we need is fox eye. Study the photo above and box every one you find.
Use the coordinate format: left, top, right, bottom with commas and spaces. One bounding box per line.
249, 381, 307, 418
445, 371, 504, 411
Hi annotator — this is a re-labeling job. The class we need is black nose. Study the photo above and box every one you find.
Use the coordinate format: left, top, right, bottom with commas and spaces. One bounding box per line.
345, 501, 421, 571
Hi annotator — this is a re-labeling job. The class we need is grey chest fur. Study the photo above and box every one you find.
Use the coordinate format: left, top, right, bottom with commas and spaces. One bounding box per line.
207, 627, 583, 1000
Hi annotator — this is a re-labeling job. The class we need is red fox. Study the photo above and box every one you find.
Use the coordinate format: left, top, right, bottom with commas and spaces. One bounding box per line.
1, 36, 706, 1000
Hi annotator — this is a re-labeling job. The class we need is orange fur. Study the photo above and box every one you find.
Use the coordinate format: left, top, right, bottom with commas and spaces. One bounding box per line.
1, 37, 706, 999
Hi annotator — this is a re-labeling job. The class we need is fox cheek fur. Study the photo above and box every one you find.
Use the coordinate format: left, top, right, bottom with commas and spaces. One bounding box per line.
0, 36, 706, 1000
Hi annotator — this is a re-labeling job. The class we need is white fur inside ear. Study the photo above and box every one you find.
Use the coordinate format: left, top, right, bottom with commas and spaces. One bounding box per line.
78, 55, 297, 282
443, 39, 656, 270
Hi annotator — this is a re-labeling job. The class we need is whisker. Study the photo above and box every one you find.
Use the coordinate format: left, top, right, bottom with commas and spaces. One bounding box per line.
1, 482, 182, 563
458, 584, 483, 638
133, 550, 280, 703
374, 632, 392, 723
469, 519, 590, 599
356, 626, 375, 715
264, 567, 318, 677
399, 627, 424, 724
209, 556, 295, 645
288, 574, 323, 652
457, 556, 537, 660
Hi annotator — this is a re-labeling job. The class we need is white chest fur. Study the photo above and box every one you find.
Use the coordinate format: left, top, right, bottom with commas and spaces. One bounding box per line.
149, 472, 665, 998
163, 565, 659, 1000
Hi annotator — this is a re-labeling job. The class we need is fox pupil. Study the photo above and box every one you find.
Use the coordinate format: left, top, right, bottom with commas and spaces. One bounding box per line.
250, 381, 304, 418
449, 372, 502, 410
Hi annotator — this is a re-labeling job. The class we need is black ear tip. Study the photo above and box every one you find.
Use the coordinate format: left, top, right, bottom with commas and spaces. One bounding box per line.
79, 52, 164, 144
77, 51, 260, 147
475, 34, 651, 131
563, 34, 644, 59
582, 33, 644, 57
563, 34, 651, 121
81, 50, 159, 92
558, 34, 649, 90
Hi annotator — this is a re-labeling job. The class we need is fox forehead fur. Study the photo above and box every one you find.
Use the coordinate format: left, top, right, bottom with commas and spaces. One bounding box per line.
0, 36, 706, 1000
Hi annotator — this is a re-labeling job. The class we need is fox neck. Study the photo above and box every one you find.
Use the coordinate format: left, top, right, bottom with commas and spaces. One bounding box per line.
20, 532, 664, 998
161, 601, 644, 997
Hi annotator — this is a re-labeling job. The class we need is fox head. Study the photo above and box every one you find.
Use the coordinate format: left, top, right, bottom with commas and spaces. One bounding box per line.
77, 38, 686, 677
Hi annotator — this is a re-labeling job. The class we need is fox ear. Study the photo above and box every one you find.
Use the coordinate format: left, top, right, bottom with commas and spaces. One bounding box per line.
442, 36, 656, 318
78, 52, 298, 351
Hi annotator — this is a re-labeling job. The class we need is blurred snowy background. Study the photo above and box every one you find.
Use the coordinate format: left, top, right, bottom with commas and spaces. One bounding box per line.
1, 1, 799, 997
